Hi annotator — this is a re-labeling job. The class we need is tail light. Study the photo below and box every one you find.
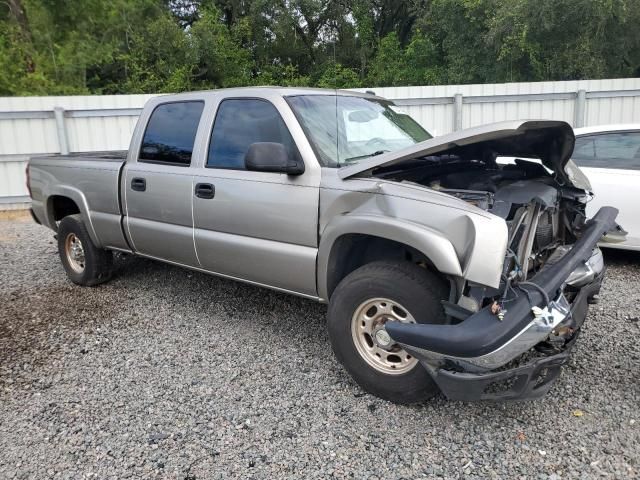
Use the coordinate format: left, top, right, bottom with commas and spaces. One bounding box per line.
25, 164, 32, 197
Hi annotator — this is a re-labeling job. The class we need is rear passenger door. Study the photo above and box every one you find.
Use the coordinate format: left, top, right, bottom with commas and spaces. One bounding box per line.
124, 100, 204, 266
192, 96, 321, 297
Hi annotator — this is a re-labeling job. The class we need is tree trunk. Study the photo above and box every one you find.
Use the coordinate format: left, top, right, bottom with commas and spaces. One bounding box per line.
8, 0, 35, 73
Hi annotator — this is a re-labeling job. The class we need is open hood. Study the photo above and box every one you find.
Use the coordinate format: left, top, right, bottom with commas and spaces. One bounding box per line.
338, 120, 576, 184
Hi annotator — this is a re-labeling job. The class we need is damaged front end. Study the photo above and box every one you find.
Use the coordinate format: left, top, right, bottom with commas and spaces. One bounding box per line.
347, 121, 620, 401
385, 204, 617, 402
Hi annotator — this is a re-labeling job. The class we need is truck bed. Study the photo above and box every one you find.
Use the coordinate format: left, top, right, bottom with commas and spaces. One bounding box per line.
29, 151, 129, 251
31, 151, 128, 162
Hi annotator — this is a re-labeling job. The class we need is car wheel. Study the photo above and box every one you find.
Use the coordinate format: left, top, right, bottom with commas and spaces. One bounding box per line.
327, 260, 448, 404
57, 214, 113, 286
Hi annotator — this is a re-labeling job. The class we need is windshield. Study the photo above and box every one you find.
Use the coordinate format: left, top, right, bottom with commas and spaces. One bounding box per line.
286, 95, 432, 167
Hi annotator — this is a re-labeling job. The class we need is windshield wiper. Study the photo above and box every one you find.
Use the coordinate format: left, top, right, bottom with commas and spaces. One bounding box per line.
342, 150, 389, 164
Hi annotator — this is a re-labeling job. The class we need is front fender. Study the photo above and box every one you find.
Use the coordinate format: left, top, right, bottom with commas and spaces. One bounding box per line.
317, 214, 463, 300
446, 213, 508, 289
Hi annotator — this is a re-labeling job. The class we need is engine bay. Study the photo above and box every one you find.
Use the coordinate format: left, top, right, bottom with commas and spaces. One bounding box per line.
374, 155, 589, 284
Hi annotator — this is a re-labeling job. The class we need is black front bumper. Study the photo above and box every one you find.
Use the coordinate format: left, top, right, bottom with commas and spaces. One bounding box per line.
434, 341, 575, 402
432, 276, 600, 402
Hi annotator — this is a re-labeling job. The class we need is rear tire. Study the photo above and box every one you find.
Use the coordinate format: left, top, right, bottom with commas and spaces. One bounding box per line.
57, 214, 113, 286
327, 261, 448, 404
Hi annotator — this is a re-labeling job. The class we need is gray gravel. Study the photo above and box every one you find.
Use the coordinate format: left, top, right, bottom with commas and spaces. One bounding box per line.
1, 216, 639, 479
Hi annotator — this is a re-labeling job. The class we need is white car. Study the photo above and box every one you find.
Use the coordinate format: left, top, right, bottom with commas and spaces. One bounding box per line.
572, 125, 640, 251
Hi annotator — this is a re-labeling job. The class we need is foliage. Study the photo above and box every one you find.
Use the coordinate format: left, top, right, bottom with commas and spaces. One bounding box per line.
317, 63, 362, 89
1, 0, 639, 96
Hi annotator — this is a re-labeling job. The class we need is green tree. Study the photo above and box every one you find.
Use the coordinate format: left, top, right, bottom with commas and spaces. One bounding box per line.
190, 8, 252, 88
367, 32, 404, 86
1, 0, 640, 96
317, 62, 362, 88
488, 0, 640, 81
402, 31, 444, 85
124, 12, 197, 92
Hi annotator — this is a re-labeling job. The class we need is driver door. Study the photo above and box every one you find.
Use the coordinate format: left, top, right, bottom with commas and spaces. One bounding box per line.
192, 97, 320, 296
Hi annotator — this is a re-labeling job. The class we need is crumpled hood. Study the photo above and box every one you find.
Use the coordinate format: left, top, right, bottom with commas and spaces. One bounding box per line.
338, 120, 576, 184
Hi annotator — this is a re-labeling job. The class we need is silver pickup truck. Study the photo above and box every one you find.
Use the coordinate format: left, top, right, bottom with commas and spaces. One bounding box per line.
28, 87, 619, 404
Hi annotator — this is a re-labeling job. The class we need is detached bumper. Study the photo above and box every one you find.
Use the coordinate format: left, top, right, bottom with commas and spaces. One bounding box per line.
436, 276, 603, 401
385, 206, 618, 401
433, 339, 575, 402
433, 278, 600, 401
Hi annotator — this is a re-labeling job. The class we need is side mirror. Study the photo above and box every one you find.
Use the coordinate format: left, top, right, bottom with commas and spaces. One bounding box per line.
244, 142, 304, 175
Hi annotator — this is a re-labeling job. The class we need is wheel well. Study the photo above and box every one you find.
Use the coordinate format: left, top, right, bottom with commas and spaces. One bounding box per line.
48, 196, 80, 223
326, 234, 444, 299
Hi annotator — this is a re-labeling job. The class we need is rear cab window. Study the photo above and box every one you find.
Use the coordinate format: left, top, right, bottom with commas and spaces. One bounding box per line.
139, 101, 204, 166
573, 131, 640, 170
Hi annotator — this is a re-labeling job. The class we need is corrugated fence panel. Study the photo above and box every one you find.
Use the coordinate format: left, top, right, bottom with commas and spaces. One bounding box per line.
354, 78, 640, 134
66, 113, 141, 152
0, 94, 156, 208
2, 79, 640, 208
462, 81, 577, 130
0, 161, 25, 196
584, 79, 640, 125
62, 94, 153, 152
0, 157, 29, 208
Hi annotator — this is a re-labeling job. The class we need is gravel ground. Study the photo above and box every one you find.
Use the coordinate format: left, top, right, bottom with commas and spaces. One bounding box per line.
1, 216, 638, 479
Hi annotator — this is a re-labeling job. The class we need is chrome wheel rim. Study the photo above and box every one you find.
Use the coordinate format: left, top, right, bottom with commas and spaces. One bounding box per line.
351, 297, 418, 375
64, 233, 85, 273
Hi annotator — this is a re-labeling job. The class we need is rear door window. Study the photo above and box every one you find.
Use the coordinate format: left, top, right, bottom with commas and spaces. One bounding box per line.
207, 99, 299, 170
139, 101, 204, 166
573, 131, 640, 170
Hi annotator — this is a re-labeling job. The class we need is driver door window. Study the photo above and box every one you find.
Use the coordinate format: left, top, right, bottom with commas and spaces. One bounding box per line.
207, 99, 299, 170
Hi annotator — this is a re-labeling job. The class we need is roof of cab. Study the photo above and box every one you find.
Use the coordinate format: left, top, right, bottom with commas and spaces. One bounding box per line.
154, 86, 386, 102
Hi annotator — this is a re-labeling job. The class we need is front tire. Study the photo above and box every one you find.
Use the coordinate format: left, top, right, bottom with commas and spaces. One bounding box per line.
57, 214, 113, 286
327, 261, 448, 404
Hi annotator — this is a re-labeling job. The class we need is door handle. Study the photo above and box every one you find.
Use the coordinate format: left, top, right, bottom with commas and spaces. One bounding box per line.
131, 177, 146, 192
195, 183, 215, 199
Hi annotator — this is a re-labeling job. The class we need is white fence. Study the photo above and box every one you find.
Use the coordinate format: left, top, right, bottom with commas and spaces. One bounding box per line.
2, 78, 640, 209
